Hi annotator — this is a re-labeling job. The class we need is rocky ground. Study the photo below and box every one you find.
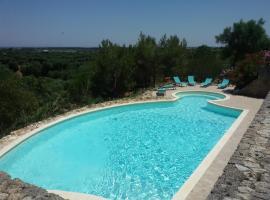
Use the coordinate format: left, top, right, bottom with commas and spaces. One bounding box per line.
208, 92, 270, 200
0, 172, 65, 200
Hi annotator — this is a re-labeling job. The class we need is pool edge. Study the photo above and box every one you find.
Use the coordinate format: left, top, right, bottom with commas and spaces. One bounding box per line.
0, 90, 248, 200
48, 190, 105, 200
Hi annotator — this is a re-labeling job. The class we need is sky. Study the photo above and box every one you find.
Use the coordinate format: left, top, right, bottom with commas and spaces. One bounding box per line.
0, 0, 270, 47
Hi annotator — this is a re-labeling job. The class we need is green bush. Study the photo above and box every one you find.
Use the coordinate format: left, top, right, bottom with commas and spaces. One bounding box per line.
0, 75, 39, 136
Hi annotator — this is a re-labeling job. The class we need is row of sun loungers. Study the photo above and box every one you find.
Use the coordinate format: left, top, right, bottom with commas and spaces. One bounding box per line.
156, 76, 230, 96
173, 75, 230, 88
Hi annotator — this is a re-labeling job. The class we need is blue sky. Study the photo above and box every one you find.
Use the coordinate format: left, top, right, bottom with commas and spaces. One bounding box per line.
0, 0, 270, 47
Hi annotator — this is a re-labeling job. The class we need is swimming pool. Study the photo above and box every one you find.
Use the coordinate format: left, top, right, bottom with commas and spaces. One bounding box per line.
0, 91, 242, 200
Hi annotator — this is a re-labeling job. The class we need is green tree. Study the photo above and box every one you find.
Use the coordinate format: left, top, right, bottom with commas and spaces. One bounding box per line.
0, 70, 39, 136
21, 61, 42, 77
216, 18, 270, 64
91, 40, 135, 98
68, 62, 94, 103
134, 33, 158, 87
186, 45, 226, 81
158, 34, 187, 77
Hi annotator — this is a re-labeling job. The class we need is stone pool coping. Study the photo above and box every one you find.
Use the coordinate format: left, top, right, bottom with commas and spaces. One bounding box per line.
0, 86, 263, 200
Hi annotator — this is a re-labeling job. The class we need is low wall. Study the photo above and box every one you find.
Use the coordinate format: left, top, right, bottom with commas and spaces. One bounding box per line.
208, 92, 270, 200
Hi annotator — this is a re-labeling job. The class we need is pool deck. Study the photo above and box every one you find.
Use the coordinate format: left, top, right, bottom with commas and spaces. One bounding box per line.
0, 85, 264, 200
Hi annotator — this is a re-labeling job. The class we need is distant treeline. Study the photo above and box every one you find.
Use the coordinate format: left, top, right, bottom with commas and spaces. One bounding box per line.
1, 17, 270, 137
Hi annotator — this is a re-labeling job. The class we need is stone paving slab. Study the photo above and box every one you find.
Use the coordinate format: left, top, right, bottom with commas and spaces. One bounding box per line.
208, 92, 270, 200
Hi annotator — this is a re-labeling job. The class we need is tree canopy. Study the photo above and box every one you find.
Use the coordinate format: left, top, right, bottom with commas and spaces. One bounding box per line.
216, 18, 270, 64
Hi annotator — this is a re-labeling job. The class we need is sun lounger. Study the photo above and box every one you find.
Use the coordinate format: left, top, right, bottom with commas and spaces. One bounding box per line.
218, 79, 230, 89
188, 75, 196, 86
201, 78, 212, 87
156, 88, 166, 96
173, 76, 187, 87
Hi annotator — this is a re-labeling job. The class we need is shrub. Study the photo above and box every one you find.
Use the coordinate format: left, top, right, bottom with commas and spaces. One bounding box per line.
234, 52, 266, 89
0, 76, 39, 136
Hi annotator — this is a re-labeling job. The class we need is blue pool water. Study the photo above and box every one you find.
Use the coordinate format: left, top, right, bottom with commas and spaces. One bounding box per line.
0, 92, 241, 200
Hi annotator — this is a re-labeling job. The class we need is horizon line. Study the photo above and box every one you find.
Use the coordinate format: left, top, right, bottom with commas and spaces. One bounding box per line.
0, 45, 222, 49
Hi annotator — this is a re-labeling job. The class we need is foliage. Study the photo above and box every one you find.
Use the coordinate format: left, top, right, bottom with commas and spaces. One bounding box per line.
158, 35, 187, 77
0, 67, 39, 136
185, 46, 228, 81
216, 18, 270, 64
91, 40, 136, 98
134, 33, 158, 88
233, 52, 266, 89
68, 62, 94, 103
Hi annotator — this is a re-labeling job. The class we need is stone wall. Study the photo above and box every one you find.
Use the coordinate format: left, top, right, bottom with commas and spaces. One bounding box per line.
0, 172, 65, 200
208, 92, 270, 200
